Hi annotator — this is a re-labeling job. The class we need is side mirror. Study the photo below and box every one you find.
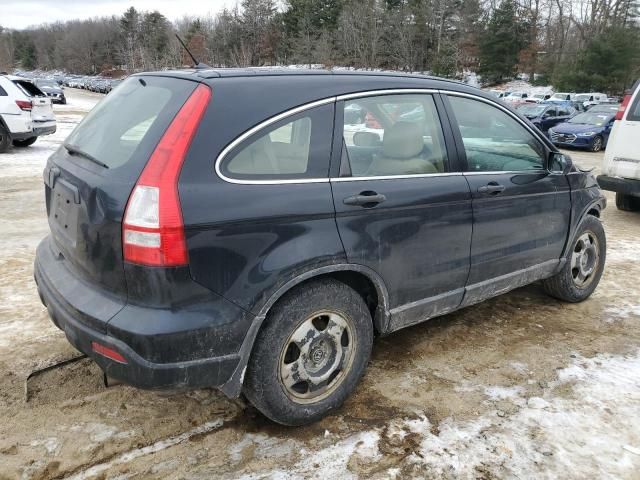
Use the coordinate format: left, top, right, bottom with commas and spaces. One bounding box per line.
549, 152, 572, 174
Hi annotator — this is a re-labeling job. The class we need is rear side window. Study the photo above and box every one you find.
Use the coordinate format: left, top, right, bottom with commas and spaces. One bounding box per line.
219, 104, 333, 181
0, 85, 6, 96
341, 94, 448, 177
447, 95, 545, 172
64, 76, 197, 171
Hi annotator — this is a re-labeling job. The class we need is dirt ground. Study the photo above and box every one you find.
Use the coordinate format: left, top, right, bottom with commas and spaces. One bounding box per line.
0, 88, 639, 480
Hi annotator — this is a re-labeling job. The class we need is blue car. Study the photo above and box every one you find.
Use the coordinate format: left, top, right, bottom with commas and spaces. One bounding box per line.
549, 111, 615, 152
516, 103, 576, 134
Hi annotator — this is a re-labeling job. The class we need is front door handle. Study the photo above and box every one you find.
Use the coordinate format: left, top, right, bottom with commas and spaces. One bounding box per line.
478, 182, 506, 195
343, 191, 387, 207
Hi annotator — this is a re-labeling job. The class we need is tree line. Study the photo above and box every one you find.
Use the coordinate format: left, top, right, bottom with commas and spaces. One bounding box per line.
0, 0, 638, 93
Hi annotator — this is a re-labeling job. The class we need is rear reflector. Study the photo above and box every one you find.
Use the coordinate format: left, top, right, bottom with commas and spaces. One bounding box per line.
15, 100, 32, 111
123, 84, 212, 267
92, 341, 128, 364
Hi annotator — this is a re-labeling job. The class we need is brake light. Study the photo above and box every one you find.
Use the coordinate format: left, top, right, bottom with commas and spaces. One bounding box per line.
123, 84, 211, 266
15, 100, 32, 111
616, 92, 632, 120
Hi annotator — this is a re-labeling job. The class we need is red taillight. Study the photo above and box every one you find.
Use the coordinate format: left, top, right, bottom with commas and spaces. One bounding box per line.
616, 92, 632, 120
123, 84, 211, 267
92, 341, 127, 364
15, 100, 32, 111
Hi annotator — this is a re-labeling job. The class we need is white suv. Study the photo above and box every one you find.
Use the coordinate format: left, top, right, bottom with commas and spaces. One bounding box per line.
0, 75, 57, 153
598, 80, 640, 211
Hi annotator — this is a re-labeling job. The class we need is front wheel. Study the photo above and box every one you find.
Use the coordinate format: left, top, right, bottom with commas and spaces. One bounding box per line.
244, 278, 374, 426
12, 137, 37, 147
590, 135, 603, 152
542, 215, 606, 302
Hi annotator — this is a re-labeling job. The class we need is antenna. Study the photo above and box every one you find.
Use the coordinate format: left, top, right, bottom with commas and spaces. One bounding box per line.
175, 34, 211, 70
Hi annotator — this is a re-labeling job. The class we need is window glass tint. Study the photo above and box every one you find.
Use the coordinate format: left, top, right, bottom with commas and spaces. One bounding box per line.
221, 104, 332, 180
0, 85, 6, 96
448, 96, 545, 172
342, 94, 447, 177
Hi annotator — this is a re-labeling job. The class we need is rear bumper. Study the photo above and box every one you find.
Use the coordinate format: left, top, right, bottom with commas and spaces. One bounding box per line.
34, 236, 246, 391
12, 123, 56, 140
597, 175, 640, 196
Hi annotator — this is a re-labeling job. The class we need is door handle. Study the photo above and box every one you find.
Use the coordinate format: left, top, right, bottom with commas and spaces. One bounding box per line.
477, 183, 506, 195
343, 192, 387, 207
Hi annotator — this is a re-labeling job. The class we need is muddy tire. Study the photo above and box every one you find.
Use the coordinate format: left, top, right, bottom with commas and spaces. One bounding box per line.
616, 193, 640, 212
0, 124, 10, 153
12, 137, 37, 148
243, 278, 374, 426
542, 215, 606, 303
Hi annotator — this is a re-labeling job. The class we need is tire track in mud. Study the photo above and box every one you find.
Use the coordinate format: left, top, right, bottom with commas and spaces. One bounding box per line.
56, 419, 225, 480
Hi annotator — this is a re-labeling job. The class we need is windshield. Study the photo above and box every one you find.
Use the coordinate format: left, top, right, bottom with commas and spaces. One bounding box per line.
517, 104, 546, 116
568, 112, 612, 126
64, 76, 197, 170
507, 92, 523, 97
589, 105, 619, 113
551, 93, 569, 100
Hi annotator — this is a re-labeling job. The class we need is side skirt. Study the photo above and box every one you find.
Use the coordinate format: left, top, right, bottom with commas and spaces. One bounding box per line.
386, 259, 560, 334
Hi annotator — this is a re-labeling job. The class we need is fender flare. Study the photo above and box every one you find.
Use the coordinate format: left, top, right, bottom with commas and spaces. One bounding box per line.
560, 197, 606, 263
219, 263, 391, 398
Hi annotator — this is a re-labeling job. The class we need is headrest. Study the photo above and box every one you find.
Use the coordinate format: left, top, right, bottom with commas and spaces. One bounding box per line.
383, 121, 423, 159
353, 131, 382, 147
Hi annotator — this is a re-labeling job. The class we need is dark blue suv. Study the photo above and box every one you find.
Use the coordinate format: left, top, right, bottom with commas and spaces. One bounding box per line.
35, 70, 607, 425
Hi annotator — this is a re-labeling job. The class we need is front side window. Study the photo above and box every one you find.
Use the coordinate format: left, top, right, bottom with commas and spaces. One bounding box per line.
341, 94, 447, 177
220, 104, 332, 181
447, 96, 546, 172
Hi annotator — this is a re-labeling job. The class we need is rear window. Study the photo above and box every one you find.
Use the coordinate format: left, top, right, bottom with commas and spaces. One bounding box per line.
64, 76, 196, 170
13, 80, 44, 97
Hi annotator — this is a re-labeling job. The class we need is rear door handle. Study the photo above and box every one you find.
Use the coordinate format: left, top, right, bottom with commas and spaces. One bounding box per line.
343, 192, 387, 207
477, 183, 506, 195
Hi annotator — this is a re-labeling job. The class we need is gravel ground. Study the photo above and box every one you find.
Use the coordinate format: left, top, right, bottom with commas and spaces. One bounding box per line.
0, 88, 639, 480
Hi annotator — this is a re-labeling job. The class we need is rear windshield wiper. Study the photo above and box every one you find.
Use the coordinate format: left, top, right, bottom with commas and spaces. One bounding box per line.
64, 144, 109, 169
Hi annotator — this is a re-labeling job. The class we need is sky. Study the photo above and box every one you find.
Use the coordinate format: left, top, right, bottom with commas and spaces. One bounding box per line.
0, 0, 237, 30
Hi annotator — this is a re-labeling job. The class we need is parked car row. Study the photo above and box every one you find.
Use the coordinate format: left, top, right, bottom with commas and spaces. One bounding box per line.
65, 76, 125, 94
517, 102, 620, 152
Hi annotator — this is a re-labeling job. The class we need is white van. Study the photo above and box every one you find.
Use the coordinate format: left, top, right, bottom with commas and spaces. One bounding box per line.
598, 80, 640, 211
575, 92, 607, 109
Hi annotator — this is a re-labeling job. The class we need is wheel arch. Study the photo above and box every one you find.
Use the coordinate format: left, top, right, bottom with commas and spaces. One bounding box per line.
220, 264, 391, 398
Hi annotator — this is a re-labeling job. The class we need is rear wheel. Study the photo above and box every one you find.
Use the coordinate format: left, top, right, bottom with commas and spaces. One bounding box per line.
12, 137, 37, 148
590, 135, 603, 152
542, 215, 606, 302
0, 124, 10, 153
244, 278, 374, 426
616, 193, 640, 212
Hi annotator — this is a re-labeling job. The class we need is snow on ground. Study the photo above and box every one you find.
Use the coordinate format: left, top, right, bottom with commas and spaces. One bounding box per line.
242, 351, 640, 479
